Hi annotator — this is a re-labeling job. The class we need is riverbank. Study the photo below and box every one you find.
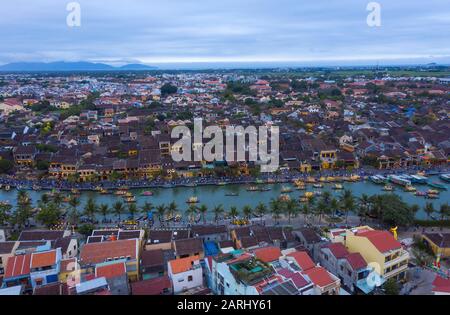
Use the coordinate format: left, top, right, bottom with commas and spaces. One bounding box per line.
1, 165, 448, 192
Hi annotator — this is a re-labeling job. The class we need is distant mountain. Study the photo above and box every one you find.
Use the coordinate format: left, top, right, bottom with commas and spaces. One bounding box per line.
0, 61, 157, 71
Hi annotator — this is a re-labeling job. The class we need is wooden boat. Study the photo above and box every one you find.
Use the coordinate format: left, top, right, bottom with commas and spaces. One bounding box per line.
259, 186, 271, 192
350, 175, 361, 182
319, 177, 328, 183
225, 192, 239, 196
427, 189, 439, 195
141, 191, 153, 196
428, 182, 447, 190
332, 184, 343, 190
305, 177, 316, 183
217, 182, 226, 186
246, 186, 258, 192
303, 192, 315, 199
415, 191, 426, 197
426, 194, 439, 199
313, 183, 323, 189
124, 196, 136, 203
32, 184, 42, 191
281, 186, 293, 193
4, 185, 10, 191
99, 189, 109, 194
115, 189, 127, 196
186, 196, 199, 204
296, 184, 306, 190
404, 185, 416, 192
279, 194, 291, 202
71, 188, 80, 195
382, 184, 394, 191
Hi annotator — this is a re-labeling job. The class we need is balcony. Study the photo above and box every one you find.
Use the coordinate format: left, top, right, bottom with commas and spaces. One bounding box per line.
384, 251, 409, 268
384, 263, 408, 280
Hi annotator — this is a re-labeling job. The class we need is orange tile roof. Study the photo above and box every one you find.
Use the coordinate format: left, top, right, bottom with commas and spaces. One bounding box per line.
253, 246, 281, 263
169, 255, 199, 274
357, 230, 401, 253
80, 239, 137, 264
31, 250, 57, 268
95, 262, 126, 279
303, 266, 335, 288
287, 251, 315, 271
4, 254, 31, 278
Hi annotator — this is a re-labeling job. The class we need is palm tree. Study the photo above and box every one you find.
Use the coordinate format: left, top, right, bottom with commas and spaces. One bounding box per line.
330, 198, 339, 217
301, 203, 310, 225
270, 198, 283, 223
17, 190, 30, 205
358, 194, 371, 224
167, 201, 178, 219
99, 204, 109, 222
285, 199, 299, 224
340, 189, 355, 225
212, 204, 224, 224
40, 193, 50, 205
197, 204, 208, 224
424, 202, 435, 220
128, 203, 138, 219
437, 203, 449, 230
113, 201, 124, 221
185, 204, 198, 223
0, 203, 12, 227
315, 198, 327, 224
254, 202, 267, 223
156, 204, 166, 224
141, 202, 154, 220
68, 196, 80, 211
84, 197, 97, 223
229, 206, 239, 219
242, 205, 253, 220
52, 192, 64, 207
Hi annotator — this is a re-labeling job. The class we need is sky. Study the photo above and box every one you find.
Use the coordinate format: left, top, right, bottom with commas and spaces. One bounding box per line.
0, 0, 449, 68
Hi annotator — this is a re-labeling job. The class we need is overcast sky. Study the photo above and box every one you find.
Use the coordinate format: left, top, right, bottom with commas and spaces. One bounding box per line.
0, 0, 449, 67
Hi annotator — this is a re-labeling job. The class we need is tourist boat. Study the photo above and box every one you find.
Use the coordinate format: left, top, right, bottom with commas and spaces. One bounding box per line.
281, 186, 293, 193
186, 196, 199, 204
410, 175, 428, 184
255, 179, 264, 184
71, 188, 80, 195
319, 177, 328, 183
225, 192, 239, 196
370, 175, 386, 184
349, 175, 361, 182
185, 183, 197, 187
141, 191, 153, 196
332, 184, 343, 190
389, 175, 411, 187
99, 189, 109, 194
32, 184, 42, 191
303, 191, 315, 199
267, 178, 276, 184
296, 184, 306, 190
279, 194, 291, 202
427, 189, 439, 195
415, 191, 427, 197
246, 186, 258, 192
305, 177, 316, 183
217, 182, 226, 186
124, 192, 134, 198
404, 185, 416, 192
124, 196, 136, 203
426, 193, 439, 199
428, 182, 447, 190
326, 176, 336, 182
259, 186, 271, 192
313, 183, 323, 188
115, 189, 127, 196
94, 186, 102, 191
382, 184, 394, 191
439, 174, 450, 183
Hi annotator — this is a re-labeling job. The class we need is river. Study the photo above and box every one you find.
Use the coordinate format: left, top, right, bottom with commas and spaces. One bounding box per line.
0, 176, 448, 220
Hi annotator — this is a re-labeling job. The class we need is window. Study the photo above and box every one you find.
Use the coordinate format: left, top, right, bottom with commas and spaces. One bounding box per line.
188, 275, 193, 282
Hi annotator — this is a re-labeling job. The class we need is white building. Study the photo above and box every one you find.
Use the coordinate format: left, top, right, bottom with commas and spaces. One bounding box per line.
168, 255, 203, 294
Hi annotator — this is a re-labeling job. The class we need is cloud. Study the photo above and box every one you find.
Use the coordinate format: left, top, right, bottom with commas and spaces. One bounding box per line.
0, 0, 448, 65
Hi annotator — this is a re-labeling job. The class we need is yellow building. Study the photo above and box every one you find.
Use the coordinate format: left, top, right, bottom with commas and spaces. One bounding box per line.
422, 233, 450, 258
343, 226, 409, 281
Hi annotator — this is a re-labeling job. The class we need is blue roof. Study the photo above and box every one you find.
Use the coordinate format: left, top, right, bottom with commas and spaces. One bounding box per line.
204, 241, 219, 256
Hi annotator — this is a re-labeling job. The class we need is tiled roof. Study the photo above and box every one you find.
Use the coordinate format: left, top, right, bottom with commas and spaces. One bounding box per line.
253, 246, 282, 263
323, 242, 349, 259
0, 241, 16, 255
303, 266, 335, 288
277, 268, 309, 289
31, 250, 57, 268
4, 254, 31, 278
95, 261, 126, 279
18, 230, 65, 241
169, 255, 199, 274
141, 249, 165, 267
357, 230, 401, 253
287, 251, 315, 271
79, 239, 137, 265
174, 238, 203, 257
345, 252, 367, 271
131, 276, 172, 295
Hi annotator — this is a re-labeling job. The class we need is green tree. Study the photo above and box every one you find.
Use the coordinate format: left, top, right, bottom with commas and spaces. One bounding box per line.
198, 204, 208, 224
285, 199, 299, 224
36, 202, 62, 228
424, 202, 435, 221
78, 223, 95, 237
99, 203, 110, 222
340, 189, 355, 224
156, 204, 166, 224
186, 204, 197, 223
254, 202, 267, 223
84, 197, 97, 222
113, 201, 125, 221
229, 206, 239, 219
0, 159, 13, 174
242, 205, 253, 220
270, 199, 283, 223
383, 278, 400, 295
0, 203, 12, 226
213, 204, 224, 224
